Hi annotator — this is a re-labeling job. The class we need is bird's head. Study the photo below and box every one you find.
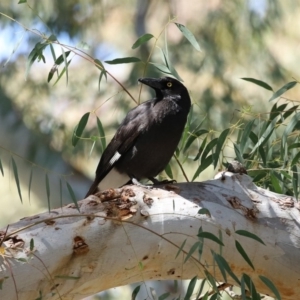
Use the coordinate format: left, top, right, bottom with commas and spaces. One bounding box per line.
138, 77, 190, 104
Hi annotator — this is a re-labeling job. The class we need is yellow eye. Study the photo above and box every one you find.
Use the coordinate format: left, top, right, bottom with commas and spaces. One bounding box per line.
167, 82, 172, 88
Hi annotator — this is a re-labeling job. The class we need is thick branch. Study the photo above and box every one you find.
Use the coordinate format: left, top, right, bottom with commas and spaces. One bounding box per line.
1, 172, 299, 300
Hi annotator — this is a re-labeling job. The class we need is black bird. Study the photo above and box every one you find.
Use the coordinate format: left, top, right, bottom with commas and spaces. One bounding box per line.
85, 76, 191, 197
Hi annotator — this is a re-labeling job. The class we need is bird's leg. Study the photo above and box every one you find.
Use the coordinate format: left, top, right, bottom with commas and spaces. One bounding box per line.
131, 178, 152, 189
148, 177, 177, 185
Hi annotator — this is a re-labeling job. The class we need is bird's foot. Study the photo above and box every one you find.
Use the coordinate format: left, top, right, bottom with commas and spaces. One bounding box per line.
131, 178, 152, 189
149, 177, 177, 185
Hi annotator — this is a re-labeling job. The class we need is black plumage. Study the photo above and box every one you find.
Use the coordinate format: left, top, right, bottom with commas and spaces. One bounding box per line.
85, 76, 191, 197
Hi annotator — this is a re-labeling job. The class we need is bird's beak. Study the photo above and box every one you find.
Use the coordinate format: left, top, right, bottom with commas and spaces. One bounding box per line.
138, 78, 161, 90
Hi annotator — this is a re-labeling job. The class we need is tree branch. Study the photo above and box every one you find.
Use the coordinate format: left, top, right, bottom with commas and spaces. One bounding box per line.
1, 172, 299, 300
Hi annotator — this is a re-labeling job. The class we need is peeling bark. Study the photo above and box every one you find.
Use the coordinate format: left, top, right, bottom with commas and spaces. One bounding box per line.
0, 172, 299, 300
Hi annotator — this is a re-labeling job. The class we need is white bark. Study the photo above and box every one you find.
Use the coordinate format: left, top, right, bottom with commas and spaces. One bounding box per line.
0, 172, 299, 300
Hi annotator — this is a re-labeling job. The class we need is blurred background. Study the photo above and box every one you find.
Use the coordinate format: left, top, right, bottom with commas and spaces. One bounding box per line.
0, 1, 299, 299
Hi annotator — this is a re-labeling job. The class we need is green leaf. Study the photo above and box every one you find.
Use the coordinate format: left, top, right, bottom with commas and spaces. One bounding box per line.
175, 239, 187, 259
201, 138, 218, 163
213, 128, 230, 168
94, 59, 107, 91
175, 23, 201, 51
28, 168, 33, 202
0, 157, 4, 176
195, 279, 207, 300
259, 275, 281, 300
184, 276, 197, 300
184, 129, 208, 153
132, 33, 154, 49
96, 117, 106, 151
30, 238, 34, 251
270, 103, 288, 122
131, 285, 141, 300
282, 105, 299, 120
18, 0, 27, 3
151, 63, 172, 75
213, 253, 241, 285
164, 163, 173, 179
193, 135, 207, 161
270, 171, 282, 194
250, 118, 277, 154
204, 270, 218, 292
197, 231, 224, 246
269, 81, 297, 102
233, 143, 244, 164
197, 208, 211, 217
158, 292, 170, 300
60, 47, 69, 85
192, 154, 213, 180
242, 274, 261, 300
241, 78, 273, 91
54, 51, 71, 65
105, 57, 141, 64
240, 119, 255, 154
11, 157, 22, 203
66, 182, 79, 212
3, 31, 25, 67
72, 112, 90, 147
184, 241, 200, 263
26, 42, 48, 80
292, 165, 299, 200
282, 112, 300, 151
209, 293, 219, 300
45, 174, 50, 212
235, 230, 265, 245
53, 59, 72, 85
288, 142, 300, 150
212, 251, 227, 282
235, 240, 255, 270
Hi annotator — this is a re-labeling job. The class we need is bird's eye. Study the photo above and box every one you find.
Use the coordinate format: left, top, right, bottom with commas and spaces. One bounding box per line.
167, 82, 172, 88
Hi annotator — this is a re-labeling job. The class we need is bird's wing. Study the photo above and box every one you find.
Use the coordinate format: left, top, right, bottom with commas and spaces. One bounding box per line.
95, 101, 151, 180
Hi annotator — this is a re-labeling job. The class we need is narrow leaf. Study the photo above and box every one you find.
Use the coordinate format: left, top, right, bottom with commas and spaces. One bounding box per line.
105, 57, 141, 64
131, 285, 141, 300
235, 230, 265, 245
235, 240, 255, 270
184, 129, 208, 153
61, 47, 69, 85
175, 239, 187, 259
201, 138, 218, 163
96, 117, 106, 151
164, 163, 173, 179
184, 276, 197, 300
158, 292, 170, 300
66, 182, 79, 211
53, 59, 72, 85
192, 154, 213, 180
3, 31, 25, 67
197, 208, 211, 217
269, 81, 297, 102
292, 165, 299, 201
250, 118, 277, 154
212, 251, 227, 282
30, 238, 34, 251
132, 33, 154, 49
193, 135, 207, 161
28, 168, 33, 202
151, 63, 172, 75
282, 112, 300, 150
197, 232, 224, 246
18, 0, 27, 4
184, 242, 200, 263
45, 174, 50, 212
11, 157, 22, 202
204, 270, 218, 292
72, 112, 90, 147
175, 23, 201, 51
241, 78, 273, 91
240, 119, 255, 153
234, 143, 244, 164
0, 157, 4, 176
259, 275, 281, 300
195, 279, 207, 300
213, 253, 241, 285
214, 128, 230, 168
